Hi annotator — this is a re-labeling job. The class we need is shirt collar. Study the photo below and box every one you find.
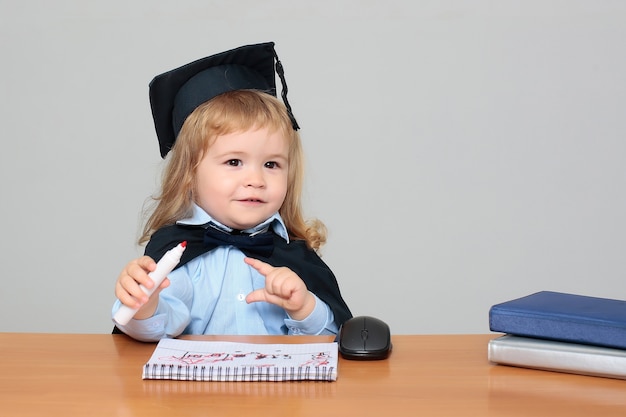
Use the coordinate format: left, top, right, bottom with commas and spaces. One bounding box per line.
176, 203, 289, 242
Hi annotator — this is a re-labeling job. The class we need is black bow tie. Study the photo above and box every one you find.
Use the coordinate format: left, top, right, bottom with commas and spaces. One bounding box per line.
202, 223, 275, 257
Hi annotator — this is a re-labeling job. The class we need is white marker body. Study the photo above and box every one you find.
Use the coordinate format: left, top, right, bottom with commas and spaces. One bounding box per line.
113, 242, 186, 326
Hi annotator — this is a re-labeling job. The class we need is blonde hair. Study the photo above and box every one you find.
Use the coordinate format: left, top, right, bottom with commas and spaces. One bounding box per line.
139, 90, 327, 250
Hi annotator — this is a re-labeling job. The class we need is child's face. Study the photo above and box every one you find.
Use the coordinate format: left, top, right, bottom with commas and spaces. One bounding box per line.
194, 126, 289, 230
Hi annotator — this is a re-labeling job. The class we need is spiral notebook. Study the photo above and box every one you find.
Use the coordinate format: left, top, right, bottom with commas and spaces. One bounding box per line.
143, 338, 339, 382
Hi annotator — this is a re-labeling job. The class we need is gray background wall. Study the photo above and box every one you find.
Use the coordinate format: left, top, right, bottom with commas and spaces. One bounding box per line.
1, 1, 624, 334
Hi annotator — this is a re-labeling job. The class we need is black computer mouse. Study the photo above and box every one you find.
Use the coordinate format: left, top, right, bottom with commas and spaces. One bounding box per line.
338, 316, 392, 360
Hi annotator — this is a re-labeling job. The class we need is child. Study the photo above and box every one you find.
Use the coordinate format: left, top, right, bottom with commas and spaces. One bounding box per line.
112, 42, 352, 342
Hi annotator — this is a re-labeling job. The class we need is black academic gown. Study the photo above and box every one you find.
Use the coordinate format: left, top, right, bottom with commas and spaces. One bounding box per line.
113, 224, 352, 334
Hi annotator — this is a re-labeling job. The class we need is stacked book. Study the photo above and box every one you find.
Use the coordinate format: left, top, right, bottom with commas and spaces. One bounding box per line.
488, 291, 626, 380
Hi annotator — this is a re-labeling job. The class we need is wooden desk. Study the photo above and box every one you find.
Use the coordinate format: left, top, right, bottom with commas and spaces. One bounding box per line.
1, 333, 625, 416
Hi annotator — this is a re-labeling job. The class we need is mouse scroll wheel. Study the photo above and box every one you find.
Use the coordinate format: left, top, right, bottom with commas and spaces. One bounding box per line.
360, 329, 369, 341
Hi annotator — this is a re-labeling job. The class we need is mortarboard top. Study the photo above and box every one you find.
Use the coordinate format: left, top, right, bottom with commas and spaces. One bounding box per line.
149, 42, 299, 158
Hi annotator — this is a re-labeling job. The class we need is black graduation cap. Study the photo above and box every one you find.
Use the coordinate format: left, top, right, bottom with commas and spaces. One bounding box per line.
149, 42, 300, 158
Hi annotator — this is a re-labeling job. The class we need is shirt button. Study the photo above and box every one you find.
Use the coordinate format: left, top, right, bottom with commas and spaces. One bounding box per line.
237, 293, 245, 302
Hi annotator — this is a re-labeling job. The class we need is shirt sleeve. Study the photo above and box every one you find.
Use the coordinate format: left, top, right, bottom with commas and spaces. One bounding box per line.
284, 293, 339, 335
111, 297, 191, 342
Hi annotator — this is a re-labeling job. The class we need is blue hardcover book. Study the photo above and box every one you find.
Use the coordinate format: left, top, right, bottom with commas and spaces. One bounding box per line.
489, 291, 626, 350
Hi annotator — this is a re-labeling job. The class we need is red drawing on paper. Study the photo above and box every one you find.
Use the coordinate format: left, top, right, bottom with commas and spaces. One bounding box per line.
158, 349, 332, 368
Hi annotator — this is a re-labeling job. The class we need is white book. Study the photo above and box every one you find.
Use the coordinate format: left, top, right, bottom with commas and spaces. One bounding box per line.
488, 334, 626, 380
143, 338, 338, 382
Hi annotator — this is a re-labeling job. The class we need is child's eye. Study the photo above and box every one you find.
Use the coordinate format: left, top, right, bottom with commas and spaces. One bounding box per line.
265, 161, 279, 169
226, 159, 242, 167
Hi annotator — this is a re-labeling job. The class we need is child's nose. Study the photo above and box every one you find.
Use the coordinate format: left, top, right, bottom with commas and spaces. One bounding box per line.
245, 167, 266, 187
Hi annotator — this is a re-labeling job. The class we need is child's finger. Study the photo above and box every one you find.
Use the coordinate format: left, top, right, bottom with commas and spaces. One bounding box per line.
243, 257, 274, 276
245, 288, 268, 304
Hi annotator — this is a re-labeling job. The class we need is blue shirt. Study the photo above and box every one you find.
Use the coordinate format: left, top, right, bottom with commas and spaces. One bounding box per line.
112, 204, 337, 342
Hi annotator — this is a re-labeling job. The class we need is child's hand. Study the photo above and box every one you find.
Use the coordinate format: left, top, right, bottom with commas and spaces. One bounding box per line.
244, 257, 316, 321
114, 256, 170, 320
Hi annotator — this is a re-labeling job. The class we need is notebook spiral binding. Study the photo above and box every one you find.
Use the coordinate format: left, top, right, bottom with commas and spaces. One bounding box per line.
144, 363, 336, 382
